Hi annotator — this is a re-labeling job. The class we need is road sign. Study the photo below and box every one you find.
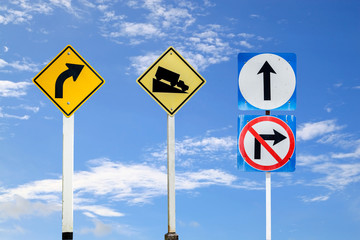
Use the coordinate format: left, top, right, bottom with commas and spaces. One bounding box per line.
238, 115, 296, 172
33, 45, 105, 117
238, 53, 296, 110
137, 46, 206, 116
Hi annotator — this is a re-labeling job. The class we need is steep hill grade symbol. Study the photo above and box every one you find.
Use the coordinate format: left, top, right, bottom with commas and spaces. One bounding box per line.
153, 66, 189, 93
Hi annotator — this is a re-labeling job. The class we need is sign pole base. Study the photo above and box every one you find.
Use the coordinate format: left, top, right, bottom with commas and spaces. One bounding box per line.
62, 232, 73, 240
165, 232, 179, 240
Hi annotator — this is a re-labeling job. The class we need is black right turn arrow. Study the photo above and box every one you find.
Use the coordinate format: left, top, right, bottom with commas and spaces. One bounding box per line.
254, 129, 287, 159
55, 63, 84, 98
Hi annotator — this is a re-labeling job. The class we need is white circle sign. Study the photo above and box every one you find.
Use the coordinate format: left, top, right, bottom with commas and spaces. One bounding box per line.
238, 53, 296, 110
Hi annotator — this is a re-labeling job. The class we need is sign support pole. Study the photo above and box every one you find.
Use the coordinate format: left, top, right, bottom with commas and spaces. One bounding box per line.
266, 171, 271, 240
62, 115, 74, 240
165, 114, 178, 240
265, 110, 271, 240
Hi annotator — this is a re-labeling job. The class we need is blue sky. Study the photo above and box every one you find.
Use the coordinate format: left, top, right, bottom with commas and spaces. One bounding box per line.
0, 0, 360, 239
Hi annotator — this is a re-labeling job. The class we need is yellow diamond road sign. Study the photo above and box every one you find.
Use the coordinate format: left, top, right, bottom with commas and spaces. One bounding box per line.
137, 47, 206, 116
33, 45, 104, 117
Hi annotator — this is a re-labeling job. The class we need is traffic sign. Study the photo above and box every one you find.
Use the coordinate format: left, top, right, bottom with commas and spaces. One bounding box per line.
33, 45, 105, 117
238, 115, 296, 172
137, 46, 206, 116
238, 53, 296, 110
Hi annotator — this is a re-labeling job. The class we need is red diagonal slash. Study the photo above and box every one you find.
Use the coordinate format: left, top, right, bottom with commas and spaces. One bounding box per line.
248, 126, 283, 163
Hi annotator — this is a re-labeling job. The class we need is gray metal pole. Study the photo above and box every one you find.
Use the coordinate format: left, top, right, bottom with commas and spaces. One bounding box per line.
62, 115, 74, 240
165, 114, 178, 240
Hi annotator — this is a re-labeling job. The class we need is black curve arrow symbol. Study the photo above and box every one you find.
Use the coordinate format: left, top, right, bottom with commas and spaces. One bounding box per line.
257, 61, 276, 101
55, 63, 84, 98
254, 129, 286, 159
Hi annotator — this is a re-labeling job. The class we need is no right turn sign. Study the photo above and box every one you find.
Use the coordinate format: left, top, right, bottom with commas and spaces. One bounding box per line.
238, 115, 296, 172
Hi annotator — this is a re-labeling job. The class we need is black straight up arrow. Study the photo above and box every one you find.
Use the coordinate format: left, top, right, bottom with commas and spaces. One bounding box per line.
55, 63, 84, 98
257, 61, 276, 101
254, 129, 287, 159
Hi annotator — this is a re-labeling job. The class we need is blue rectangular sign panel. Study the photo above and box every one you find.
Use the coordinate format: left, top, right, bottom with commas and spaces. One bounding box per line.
237, 115, 296, 172
238, 53, 296, 111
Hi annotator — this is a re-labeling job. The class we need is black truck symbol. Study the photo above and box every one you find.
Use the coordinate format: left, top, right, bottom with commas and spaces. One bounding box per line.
152, 66, 189, 93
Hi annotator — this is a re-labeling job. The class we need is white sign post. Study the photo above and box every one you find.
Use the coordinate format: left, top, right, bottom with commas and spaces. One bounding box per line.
266, 171, 271, 240
137, 47, 206, 240
166, 115, 178, 240
62, 115, 74, 240
33, 45, 105, 240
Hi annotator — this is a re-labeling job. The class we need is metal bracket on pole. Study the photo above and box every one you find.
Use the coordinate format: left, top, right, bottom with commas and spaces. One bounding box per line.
63, 115, 74, 240
165, 115, 179, 240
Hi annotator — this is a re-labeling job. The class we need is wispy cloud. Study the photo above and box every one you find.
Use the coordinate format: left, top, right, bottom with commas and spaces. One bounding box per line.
0, 0, 79, 25
0, 58, 40, 72
80, 219, 137, 237
312, 162, 360, 190
0, 106, 30, 120
146, 135, 236, 168
0, 157, 243, 221
332, 140, 360, 159
297, 119, 344, 141
0, 80, 32, 97
6, 104, 40, 113
130, 52, 162, 75
301, 195, 330, 203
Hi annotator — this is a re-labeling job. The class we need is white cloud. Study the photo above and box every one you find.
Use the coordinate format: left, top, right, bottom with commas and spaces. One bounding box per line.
238, 40, 254, 49
311, 162, 360, 190
80, 219, 113, 237
332, 141, 360, 159
0, 158, 242, 220
297, 154, 328, 166
100, 11, 125, 22
0, 0, 79, 26
0, 80, 32, 97
302, 195, 330, 203
120, 22, 163, 38
238, 33, 255, 38
297, 120, 344, 141
7, 58, 40, 72
0, 8, 33, 25
130, 52, 161, 75
147, 135, 236, 167
0, 57, 39, 72
0, 59, 8, 68
0, 195, 59, 220
76, 205, 124, 217
0, 112, 30, 120
49, 0, 72, 10
177, 169, 236, 190
80, 219, 136, 237
6, 104, 40, 113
